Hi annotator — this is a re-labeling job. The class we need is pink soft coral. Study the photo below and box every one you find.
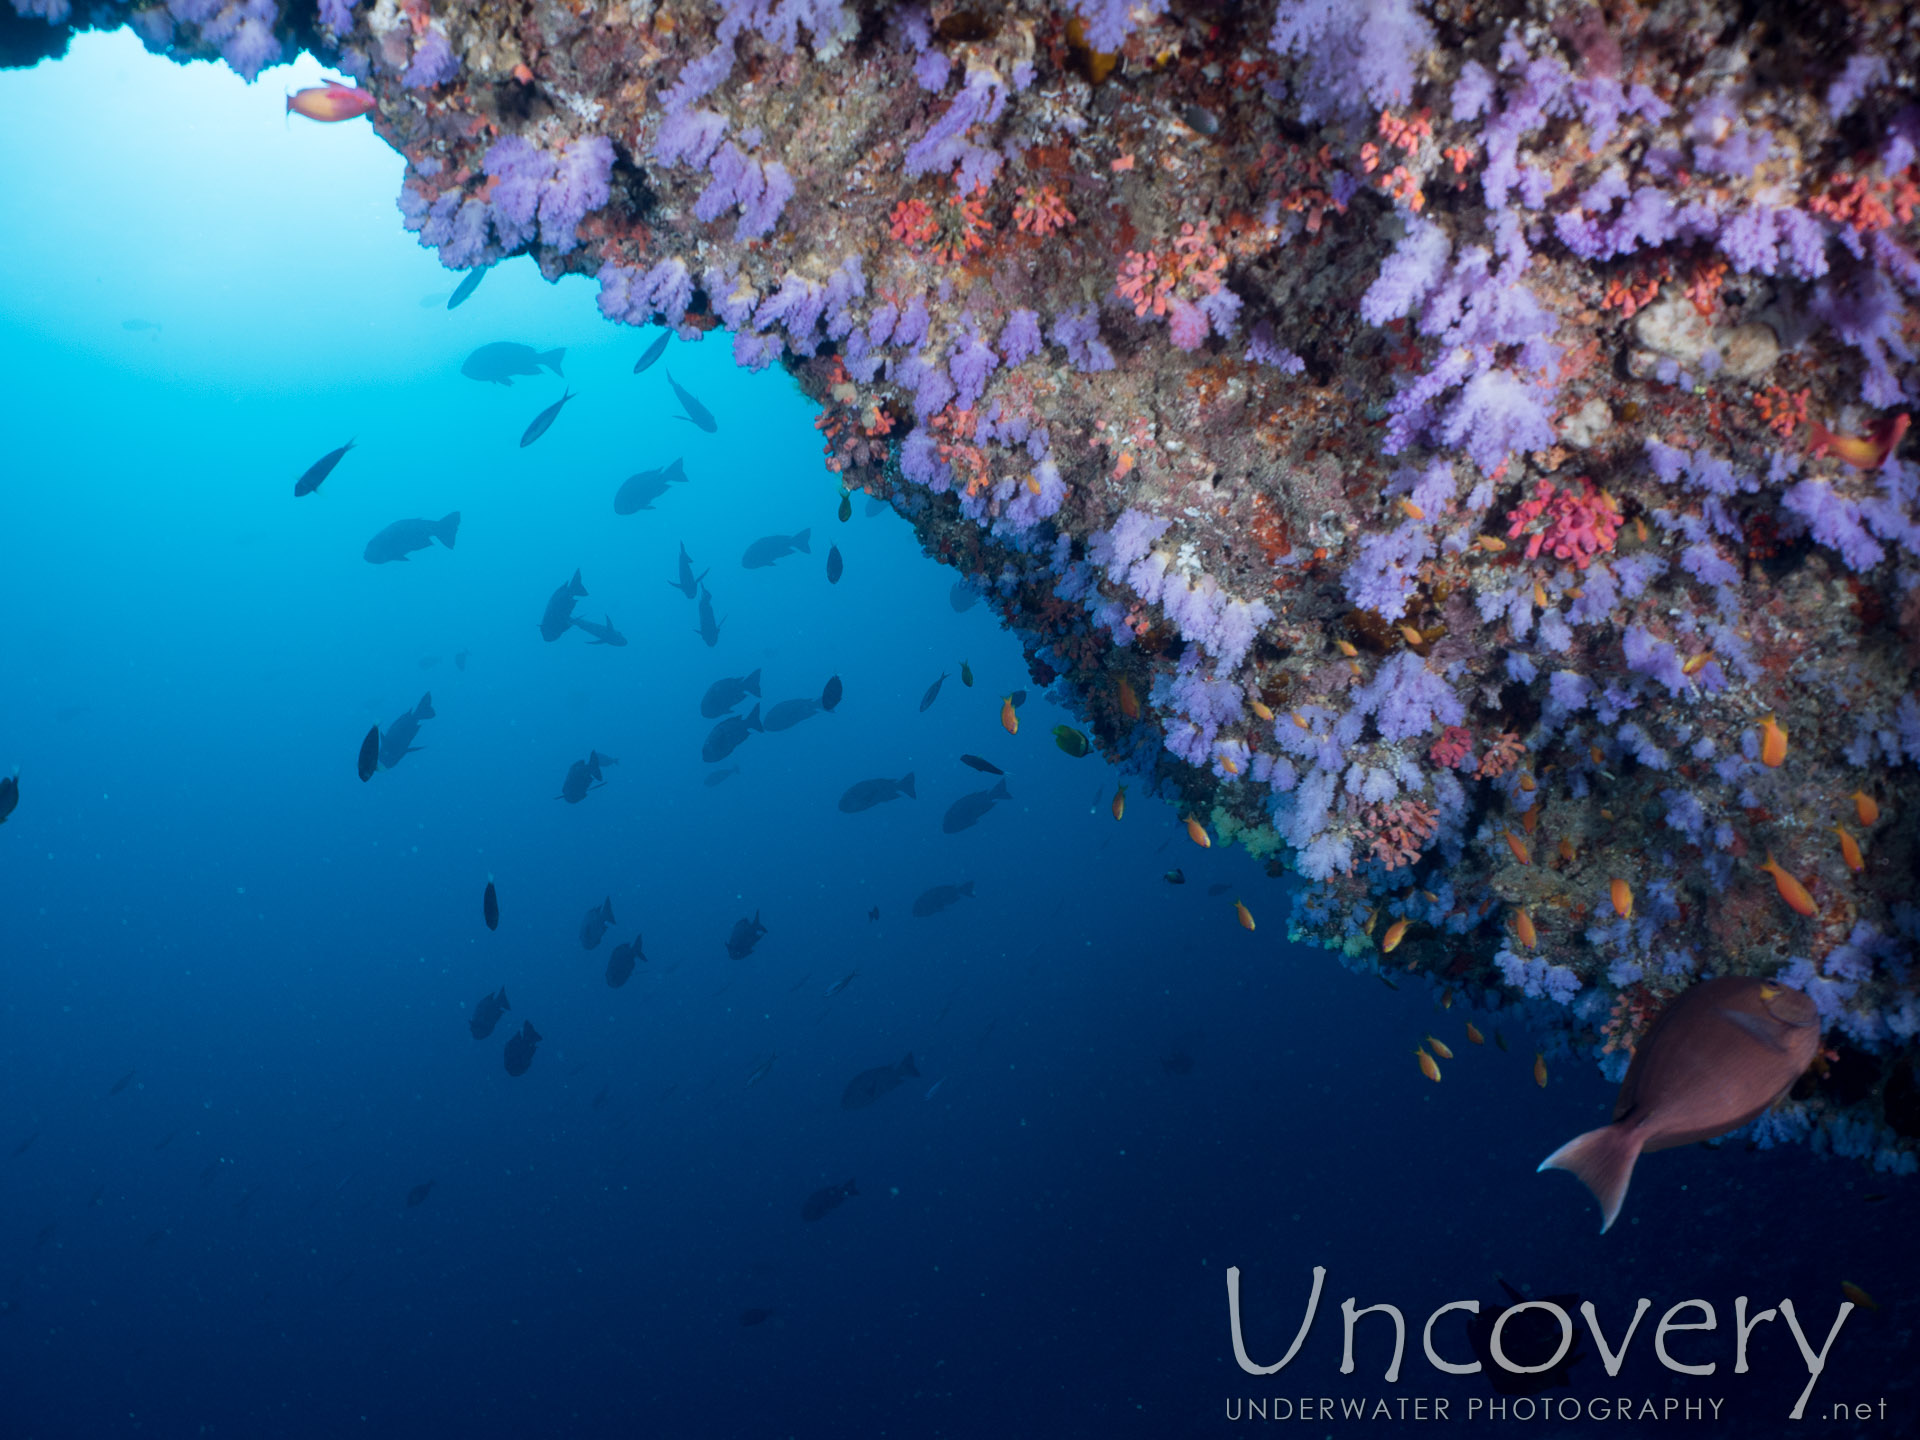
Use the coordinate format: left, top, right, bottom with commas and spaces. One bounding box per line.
1357, 798, 1440, 870
1505, 477, 1621, 570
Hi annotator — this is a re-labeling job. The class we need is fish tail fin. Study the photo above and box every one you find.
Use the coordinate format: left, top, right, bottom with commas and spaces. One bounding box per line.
793, 528, 812, 553
439, 511, 460, 548
959, 880, 975, 899
895, 772, 916, 798
541, 348, 566, 376
745, 704, 763, 732
991, 779, 1011, 800
695, 568, 710, 588
416, 693, 435, 719
745, 668, 761, 696
571, 568, 587, 596
1538, 1122, 1643, 1234
900, 1052, 919, 1077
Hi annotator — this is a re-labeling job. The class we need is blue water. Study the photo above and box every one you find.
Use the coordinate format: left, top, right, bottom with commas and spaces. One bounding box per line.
1, 33, 1914, 1439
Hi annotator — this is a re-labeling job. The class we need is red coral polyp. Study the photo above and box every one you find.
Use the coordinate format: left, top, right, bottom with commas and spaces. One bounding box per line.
1505, 477, 1621, 570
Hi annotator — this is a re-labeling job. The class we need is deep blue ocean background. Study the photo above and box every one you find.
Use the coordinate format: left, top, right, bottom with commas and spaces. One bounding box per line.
1, 33, 1915, 1439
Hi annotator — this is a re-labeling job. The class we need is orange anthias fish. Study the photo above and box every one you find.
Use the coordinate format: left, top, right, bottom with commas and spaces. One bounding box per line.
1760, 853, 1818, 917
1183, 815, 1210, 848
1111, 785, 1126, 822
1381, 917, 1409, 953
1810, 411, 1909, 469
1835, 826, 1864, 873
287, 83, 378, 122
1416, 1048, 1441, 1083
1235, 900, 1254, 931
1511, 908, 1537, 947
1426, 1035, 1454, 1061
1504, 831, 1531, 866
1533, 1053, 1548, 1087
1465, 1022, 1486, 1046
999, 695, 1018, 735
1537, 977, 1821, 1232
1249, 697, 1275, 722
1116, 674, 1140, 720
1840, 1281, 1879, 1312
1610, 878, 1634, 920
1759, 715, 1788, 768
1851, 790, 1879, 827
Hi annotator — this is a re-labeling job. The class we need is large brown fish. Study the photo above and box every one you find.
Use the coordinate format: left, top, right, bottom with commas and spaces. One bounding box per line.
1538, 976, 1821, 1232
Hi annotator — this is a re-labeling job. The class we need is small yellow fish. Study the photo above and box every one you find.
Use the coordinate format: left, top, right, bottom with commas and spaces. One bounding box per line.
1111, 785, 1126, 822
1835, 825, 1863, 872
1465, 1022, 1485, 1046
1440, 988, 1455, 1010
1759, 715, 1788, 768
1220, 755, 1239, 774
1533, 1052, 1548, 1088
1589, 745, 1605, 765
1184, 815, 1211, 848
1477, 535, 1506, 553
1249, 697, 1275, 722
1416, 1047, 1441, 1083
1426, 1035, 1455, 1061
1633, 516, 1649, 543
1349, 660, 1363, 678
1840, 1281, 1879, 1312
1760, 852, 1817, 917
1381, 917, 1409, 953
1398, 623, 1424, 646
1000, 695, 1018, 734
1521, 806, 1539, 836
1852, 790, 1879, 827
1532, 580, 1548, 608
1518, 771, 1535, 792
1557, 838, 1576, 863
1235, 900, 1254, 931
1398, 499, 1425, 520
1683, 651, 1713, 676
1504, 831, 1531, 866
1335, 640, 1358, 658
1290, 711, 1310, 730
1363, 909, 1378, 937
1611, 878, 1634, 920
1512, 908, 1537, 948
1116, 674, 1140, 720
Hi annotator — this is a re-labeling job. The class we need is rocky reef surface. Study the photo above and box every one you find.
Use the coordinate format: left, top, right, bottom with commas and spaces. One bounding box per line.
10, 0, 1920, 1170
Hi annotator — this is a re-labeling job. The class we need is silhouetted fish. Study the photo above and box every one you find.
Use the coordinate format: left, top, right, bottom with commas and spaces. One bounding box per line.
294, 439, 355, 497
826, 545, 843, 584
949, 581, 977, 612
579, 896, 616, 950
13, 1131, 40, 1157
356, 726, 380, 782
469, 986, 509, 1039
669, 542, 708, 599
462, 342, 564, 386
503, 1021, 542, 1076
606, 934, 643, 987
725, 911, 767, 960
920, 673, 948, 711
1464, 1280, 1586, 1395
109, 1069, 136, 1096
912, 881, 974, 917
483, 878, 499, 931
1538, 976, 1822, 1232
763, 697, 821, 731
703, 706, 763, 763
839, 773, 915, 812
665, 369, 716, 431
842, 1053, 919, 1109
633, 330, 670, 372
540, 569, 588, 642
364, 512, 459, 564
801, 1178, 857, 1221
570, 613, 627, 647
520, 389, 575, 447
613, 457, 687, 514
740, 1307, 774, 1326
558, 750, 616, 803
701, 670, 761, 719
958, 754, 1002, 775
695, 584, 723, 647
378, 693, 435, 771
821, 675, 843, 712
703, 766, 740, 787
447, 266, 488, 308
741, 530, 811, 568
405, 1180, 435, 1207
942, 779, 1010, 833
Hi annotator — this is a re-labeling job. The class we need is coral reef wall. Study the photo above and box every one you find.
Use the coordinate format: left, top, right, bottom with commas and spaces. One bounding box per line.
13, 0, 1920, 1169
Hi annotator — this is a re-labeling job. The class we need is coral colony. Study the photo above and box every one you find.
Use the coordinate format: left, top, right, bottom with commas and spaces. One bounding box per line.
11, 0, 1920, 1171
